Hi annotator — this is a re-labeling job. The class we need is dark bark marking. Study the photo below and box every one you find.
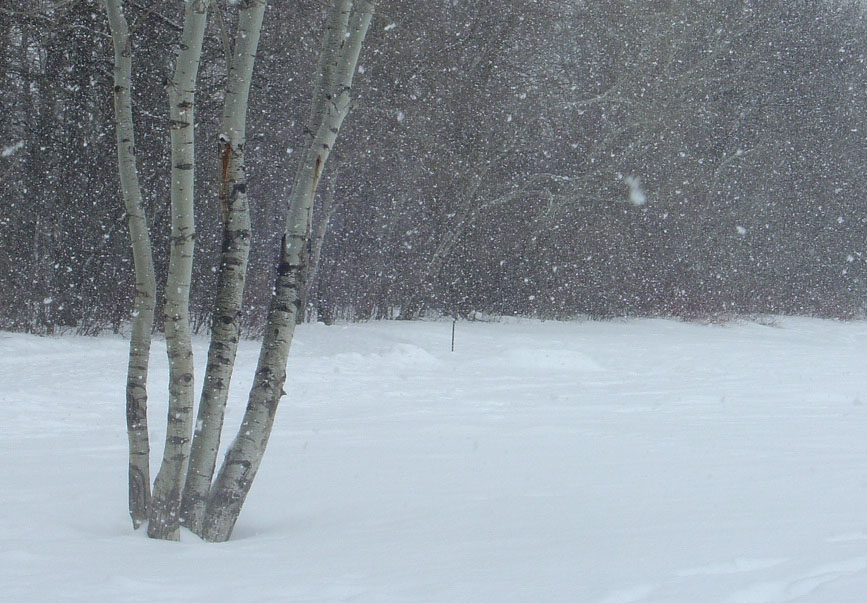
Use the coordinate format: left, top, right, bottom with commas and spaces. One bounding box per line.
128, 464, 149, 529
312, 154, 323, 194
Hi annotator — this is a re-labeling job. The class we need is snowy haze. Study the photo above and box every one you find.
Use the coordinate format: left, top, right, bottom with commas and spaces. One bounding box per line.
7, 1, 867, 332
3, 318, 867, 602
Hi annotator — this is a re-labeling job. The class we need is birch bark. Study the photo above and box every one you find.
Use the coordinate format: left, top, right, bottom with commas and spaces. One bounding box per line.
148, 0, 210, 541
103, 0, 157, 530
181, 0, 267, 536
200, 0, 374, 542
307, 0, 352, 137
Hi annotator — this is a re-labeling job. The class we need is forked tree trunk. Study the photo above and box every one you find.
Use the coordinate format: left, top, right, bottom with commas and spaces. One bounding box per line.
200, 0, 374, 542
103, 0, 158, 530
148, 0, 211, 541
181, 0, 267, 536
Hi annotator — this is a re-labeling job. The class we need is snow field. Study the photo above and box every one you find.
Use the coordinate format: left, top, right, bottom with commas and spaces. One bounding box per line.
2, 318, 867, 602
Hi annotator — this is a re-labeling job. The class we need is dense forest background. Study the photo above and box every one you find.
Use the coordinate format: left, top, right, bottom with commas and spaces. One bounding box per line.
3, 0, 867, 335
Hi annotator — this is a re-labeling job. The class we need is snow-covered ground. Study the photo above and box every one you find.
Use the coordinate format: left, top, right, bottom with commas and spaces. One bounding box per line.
3, 317, 867, 602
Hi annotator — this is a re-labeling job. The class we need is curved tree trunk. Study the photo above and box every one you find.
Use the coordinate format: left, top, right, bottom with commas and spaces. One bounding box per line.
200, 0, 374, 543
181, 0, 267, 536
148, 0, 210, 541
103, 0, 158, 530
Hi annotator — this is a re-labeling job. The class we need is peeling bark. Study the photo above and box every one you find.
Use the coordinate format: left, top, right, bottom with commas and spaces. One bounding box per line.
102, 0, 157, 530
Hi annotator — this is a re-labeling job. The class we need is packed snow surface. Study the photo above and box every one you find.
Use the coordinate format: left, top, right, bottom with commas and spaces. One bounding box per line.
3, 318, 867, 602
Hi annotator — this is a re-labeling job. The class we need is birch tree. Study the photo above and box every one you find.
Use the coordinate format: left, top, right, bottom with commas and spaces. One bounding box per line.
145, 0, 211, 541
201, 0, 374, 543
103, 0, 157, 530
181, 0, 267, 536
102, 0, 373, 541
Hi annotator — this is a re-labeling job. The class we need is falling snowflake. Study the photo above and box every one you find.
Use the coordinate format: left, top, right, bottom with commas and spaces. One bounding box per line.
1, 141, 24, 157
624, 176, 646, 206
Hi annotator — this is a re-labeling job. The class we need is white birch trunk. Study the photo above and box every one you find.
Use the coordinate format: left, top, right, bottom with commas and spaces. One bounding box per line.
102, 0, 157, 530
200, 0, 374, 542
181, 0, 267, 536
148, 0, 210, 541
307, 0, 352, 138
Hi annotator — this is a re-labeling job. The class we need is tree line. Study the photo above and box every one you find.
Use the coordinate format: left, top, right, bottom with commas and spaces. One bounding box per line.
2, 0, 867, 337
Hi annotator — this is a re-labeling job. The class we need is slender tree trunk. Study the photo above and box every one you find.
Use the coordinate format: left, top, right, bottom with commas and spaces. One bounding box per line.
103, 0, 158, 530
307, 0, 352, 138
298, 173, 340, 322
181, 0, 267, 536
292, 0, 353, 323
200, 0, 374, 542
148, 0, 210, 541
